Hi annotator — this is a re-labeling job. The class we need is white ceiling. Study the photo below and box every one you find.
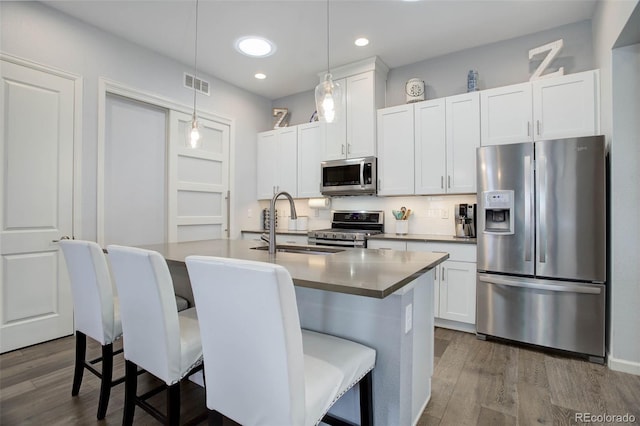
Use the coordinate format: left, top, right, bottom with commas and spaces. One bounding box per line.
43, 0, 598, 100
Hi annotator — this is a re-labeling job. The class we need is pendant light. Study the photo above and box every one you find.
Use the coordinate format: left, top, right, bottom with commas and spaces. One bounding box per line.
315, 0, 342, 123
188, 0, 202, 148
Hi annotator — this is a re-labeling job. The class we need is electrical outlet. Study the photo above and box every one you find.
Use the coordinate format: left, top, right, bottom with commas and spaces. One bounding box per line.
405, 303, 413, 334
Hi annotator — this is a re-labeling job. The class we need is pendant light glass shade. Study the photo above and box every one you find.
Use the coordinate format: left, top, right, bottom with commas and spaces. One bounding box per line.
188, 113, 202, 149
315, 0, 341, 123
315, 73, 342, 123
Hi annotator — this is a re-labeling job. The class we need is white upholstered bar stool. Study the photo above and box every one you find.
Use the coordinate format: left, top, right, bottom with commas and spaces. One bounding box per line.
186, 256, 376, 426
59, 239, 124, 420
107, 245, 204, 426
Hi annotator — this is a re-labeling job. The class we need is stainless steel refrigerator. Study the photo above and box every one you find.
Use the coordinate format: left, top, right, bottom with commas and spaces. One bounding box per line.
476, 135, 606, 363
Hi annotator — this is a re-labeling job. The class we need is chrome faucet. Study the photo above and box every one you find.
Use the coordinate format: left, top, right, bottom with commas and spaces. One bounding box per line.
263, 191, 297, 254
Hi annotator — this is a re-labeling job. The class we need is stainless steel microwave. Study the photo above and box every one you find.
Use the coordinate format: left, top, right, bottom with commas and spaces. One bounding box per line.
320, 156, 377, 196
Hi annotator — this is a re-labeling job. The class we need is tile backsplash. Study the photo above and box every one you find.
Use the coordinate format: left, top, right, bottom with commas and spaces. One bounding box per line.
258, 193, 477, 236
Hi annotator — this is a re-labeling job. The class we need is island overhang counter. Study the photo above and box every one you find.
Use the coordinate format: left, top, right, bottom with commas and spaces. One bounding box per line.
138, 239, 449, 426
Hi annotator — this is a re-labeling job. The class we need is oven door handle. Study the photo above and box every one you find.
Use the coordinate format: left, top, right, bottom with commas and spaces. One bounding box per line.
360, 160, 365, 188
309, 239, 363, 248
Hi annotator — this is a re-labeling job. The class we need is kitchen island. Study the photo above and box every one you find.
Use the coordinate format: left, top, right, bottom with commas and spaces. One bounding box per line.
140, 239, 448, 426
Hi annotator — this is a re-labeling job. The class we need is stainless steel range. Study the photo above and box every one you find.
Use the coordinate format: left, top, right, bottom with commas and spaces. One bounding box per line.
308, 210, 384, 248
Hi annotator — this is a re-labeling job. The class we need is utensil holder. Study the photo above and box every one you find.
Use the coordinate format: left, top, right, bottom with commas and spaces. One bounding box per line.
395, 220, 408, 235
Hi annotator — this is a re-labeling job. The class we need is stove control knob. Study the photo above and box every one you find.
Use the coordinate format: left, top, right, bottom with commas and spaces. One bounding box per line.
341, 233, 348, 240
351, 234, 357, 240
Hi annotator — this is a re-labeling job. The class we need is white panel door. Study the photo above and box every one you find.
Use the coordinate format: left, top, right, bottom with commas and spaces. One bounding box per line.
439, 260, 476, 324
346, 71, 376, 158
480, 82, 533, 146
169, 111, 230, 242
414, 99, 446, 195
0, 59, 75, 352
533, 70, 599, 140
104, 94, 167, 246
446, 92, 480, 194
297, 122, 325, 198
377, 104, 414, 195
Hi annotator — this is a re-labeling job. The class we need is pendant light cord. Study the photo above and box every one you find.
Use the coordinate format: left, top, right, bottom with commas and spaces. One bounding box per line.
192, 0, 199, 117
326, 0, 330, 74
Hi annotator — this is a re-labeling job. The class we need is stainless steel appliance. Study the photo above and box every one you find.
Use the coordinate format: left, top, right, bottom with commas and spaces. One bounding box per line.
476, 136, 606, 363
321, 157, 377, 196
308, 210, 384, 248
454, 203, 476, 238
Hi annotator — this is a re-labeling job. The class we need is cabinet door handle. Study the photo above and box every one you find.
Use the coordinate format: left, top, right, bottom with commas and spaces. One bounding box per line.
441, 266, 446, 281
347, 144, 351, 154
448, 176, 451, 189
441, 176, 444, 189
378, 179, 382, 190
342, 144, 345, 155
527, 121, 531, 137
434, 267, 438, 281
536, 120, 541, 136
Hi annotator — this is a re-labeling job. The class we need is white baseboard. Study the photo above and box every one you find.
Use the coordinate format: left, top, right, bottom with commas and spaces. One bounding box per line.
434, 318, 476, 334
607, 353, 640, 375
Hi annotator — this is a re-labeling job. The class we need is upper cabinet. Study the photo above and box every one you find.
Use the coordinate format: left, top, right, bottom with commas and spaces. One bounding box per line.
445, 92, 480, 193
481, 70, 600, 146
297, 122, 325, 198
377, 92, 479, 196
256, 127, 297, 200
322, 58, 388, 161
377, 104, 415, 195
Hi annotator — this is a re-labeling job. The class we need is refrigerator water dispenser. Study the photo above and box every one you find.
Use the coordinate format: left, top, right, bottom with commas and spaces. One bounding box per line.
483, 190, 514, 234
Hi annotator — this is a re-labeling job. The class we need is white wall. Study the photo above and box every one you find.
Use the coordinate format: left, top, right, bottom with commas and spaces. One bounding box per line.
273, 20, 594, 125
0, 1, 271, 240
592, 0, 639, 374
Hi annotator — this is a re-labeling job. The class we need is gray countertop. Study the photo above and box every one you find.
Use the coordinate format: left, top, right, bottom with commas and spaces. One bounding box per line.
139, 239, 448, 299
368, 233, 477, 244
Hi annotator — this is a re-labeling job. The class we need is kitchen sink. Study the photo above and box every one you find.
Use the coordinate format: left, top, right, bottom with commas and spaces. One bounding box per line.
251, 244, 344, 255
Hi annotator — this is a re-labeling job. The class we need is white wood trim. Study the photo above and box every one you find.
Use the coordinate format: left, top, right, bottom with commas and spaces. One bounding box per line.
607, 353, 640, 375
97, 77, 234, 245
0, 53, 84, 240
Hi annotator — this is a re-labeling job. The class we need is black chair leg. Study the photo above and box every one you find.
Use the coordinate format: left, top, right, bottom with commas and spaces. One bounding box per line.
96, 343, 114, 420
123, 360, 138, 426
359, 371, 373, 426
166, 382, 180, 426
72, 331, 86, 396
208, 409, 224, 426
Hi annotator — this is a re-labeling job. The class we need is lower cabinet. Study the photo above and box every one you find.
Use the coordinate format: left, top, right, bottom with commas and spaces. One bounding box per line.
432, 260, 476, 324
370, 240, 477, 329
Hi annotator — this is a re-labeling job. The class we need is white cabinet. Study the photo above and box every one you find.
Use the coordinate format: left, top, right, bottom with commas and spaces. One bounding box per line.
297, 122, 325, 198
378, 93, 478, 197
414, 99, 446, 195
377, 104, 414, 195
324, 71, 378, 160
480, 70, 600, 146
406, 241, 477, 326
434, 260, 476, 324
445, 92, 480, 194
321, 58, 388, 161
532, 69, 599, 140
480, 82, 533, 145
256, 127, 297, 200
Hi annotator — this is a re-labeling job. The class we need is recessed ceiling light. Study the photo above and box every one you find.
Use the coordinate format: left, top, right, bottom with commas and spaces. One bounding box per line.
355, 38, 369, 47
255, 73, 267, 80
235, 36, 276, 58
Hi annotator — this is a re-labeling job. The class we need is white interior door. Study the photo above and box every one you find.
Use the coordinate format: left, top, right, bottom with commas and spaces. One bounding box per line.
168, 111, 230, 242
0, 59, 76, 353
104, 94, 167, 246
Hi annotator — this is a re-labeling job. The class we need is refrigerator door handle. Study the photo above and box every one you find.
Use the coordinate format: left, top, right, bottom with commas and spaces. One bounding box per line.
524, 155, 532, 262
539, 155, 547, 263
477, 274, 602, 295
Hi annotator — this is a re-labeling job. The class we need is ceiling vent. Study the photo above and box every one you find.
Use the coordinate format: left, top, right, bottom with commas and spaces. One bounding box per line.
184, 73, 210, 96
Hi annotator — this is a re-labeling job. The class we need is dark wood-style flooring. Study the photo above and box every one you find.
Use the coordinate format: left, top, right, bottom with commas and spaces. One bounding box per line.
1, 328, 639, 425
